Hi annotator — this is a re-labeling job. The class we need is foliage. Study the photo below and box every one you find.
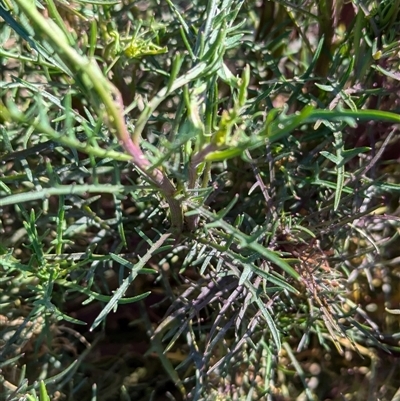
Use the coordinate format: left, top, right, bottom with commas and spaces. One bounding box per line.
1, 0, 400, 400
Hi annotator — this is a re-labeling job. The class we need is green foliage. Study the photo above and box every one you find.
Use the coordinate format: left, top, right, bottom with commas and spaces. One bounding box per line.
1, 0, 400, 400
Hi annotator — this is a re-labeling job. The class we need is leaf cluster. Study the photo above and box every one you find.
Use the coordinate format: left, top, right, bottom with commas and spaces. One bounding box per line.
1, 0, 400, 400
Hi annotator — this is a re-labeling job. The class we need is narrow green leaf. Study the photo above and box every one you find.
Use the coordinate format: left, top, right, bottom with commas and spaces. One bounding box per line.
248, 241, 300, 280
91, 234, 170, 331
239, 264, 253, 285
333, 131, 344, 211
320, 151, 340, 164
0, 185, 133, 207
39, 381, 50, 401
255, 297, 281, 350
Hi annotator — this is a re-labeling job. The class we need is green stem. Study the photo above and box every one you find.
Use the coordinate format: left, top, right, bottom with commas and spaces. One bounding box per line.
12, 0, 183, 233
